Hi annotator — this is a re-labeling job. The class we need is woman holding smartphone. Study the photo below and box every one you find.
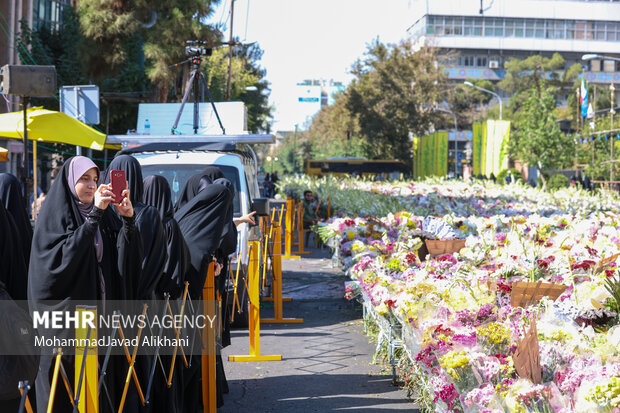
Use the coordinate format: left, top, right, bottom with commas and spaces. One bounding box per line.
28, 156, 141, 413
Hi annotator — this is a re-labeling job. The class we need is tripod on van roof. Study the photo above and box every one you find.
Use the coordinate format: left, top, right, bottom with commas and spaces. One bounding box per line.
170, 41, 226, 135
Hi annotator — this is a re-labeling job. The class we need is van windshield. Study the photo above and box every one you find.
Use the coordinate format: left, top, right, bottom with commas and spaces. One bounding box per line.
141, 164, 241, 215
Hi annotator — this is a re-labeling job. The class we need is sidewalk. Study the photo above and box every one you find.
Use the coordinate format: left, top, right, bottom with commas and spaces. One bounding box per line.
220, 245, 417, 412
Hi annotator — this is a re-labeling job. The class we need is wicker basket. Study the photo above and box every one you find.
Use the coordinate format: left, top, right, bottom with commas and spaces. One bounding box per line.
424, 239, 466, 257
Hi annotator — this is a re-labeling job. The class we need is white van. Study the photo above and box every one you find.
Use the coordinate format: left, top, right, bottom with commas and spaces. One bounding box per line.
107, 135, 274, 326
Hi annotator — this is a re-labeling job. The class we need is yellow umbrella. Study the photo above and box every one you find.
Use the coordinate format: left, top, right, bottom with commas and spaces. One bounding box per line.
0, 147, 8, 161
0, 106, 108, 150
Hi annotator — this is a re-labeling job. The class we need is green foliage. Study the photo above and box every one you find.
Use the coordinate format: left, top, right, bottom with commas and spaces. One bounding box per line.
496, 168, 523, 185
345, 42, 445, 165
548, 174, 570, 191
510, 84, 574, 188
448, 78, 497, 127
498, 53, 579, 123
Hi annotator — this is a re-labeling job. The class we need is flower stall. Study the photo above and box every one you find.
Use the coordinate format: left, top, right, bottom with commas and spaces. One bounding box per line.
283, 176, 620, 413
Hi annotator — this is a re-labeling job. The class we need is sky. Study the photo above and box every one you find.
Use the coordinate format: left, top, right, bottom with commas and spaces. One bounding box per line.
207, 0, 417, 132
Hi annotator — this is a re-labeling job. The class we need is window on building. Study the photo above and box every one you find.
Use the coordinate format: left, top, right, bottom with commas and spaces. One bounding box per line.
603, 60, 616, 72
585, 22, 595, 40
607, 23, 618, 41
504, 18, 515, 37
535, 20, 545, 38
525, 20, 535, 37
514, 19, 524, 37
590, 60, 602, 72
574, 21, 587, 39
595, 21, 606, 40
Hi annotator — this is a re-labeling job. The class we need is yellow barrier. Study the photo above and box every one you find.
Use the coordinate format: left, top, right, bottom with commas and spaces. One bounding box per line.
75, 306, 98, 413
262, 222, 304, 324
292, 201, 311, 255
229, 241, 282, 362
118, 304, 148, 412
282, 199, 300, 259
202, 262, 217, 413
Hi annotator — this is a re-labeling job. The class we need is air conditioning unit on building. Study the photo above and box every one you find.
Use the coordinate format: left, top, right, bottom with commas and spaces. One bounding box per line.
489, 60, 500, 69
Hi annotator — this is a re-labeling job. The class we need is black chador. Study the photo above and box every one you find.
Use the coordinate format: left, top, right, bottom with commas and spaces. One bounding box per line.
28, 156, 142, 413
104, 155, 167, 301
143, 175, 189, 300
175, 174, 233, 412
0, 203, 28, 302
104, 155, 167, 413
142, 175, 189, 413
0, 173, 33, 269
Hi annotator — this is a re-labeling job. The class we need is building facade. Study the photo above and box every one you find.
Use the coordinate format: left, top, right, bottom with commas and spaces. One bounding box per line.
407, 0, 620, 85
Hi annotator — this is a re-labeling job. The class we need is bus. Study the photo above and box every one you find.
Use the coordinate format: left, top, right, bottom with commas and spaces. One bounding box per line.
304, 158, 409, 180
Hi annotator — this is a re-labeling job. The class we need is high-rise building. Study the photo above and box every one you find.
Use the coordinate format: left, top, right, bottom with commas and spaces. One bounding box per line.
407, 0, 620, 85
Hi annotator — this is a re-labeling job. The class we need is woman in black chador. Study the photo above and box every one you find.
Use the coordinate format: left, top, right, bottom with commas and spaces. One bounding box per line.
174, 170, 234, 411
0, 172, 33, 269
142, 174, 189, 413
28, 156, 141, 413
104, 155, 167, 301
104, 155, 167, 413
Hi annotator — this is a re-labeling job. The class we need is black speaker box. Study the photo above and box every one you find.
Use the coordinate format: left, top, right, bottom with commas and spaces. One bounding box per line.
0, 65, 57, 97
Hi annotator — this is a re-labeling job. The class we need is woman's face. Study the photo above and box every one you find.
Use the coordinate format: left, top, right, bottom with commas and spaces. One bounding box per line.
74, 167, 98, 204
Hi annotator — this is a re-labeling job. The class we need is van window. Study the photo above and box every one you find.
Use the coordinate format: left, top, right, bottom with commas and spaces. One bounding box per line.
141, 164, 241, 215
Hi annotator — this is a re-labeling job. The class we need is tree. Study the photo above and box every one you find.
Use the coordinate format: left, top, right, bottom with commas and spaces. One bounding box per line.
344, 41, 445, 165
498, 53, 580, 122
447, 78, 494, 128
511, 84, 574, 189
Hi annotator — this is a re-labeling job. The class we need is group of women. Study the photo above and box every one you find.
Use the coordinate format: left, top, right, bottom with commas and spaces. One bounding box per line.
0, 154, 251, 412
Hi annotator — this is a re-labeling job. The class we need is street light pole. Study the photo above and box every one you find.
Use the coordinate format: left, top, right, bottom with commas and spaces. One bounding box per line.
463, 81, 503, 120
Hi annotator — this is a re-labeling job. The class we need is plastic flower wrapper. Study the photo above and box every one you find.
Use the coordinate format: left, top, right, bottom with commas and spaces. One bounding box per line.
476, 321, 513, 354
464, 383, 505, 412
438, 349, 483, 395
503, 380, 556, 413
584, 376, 620, 412
422, 216, 460, 240
344, 280, 362, 301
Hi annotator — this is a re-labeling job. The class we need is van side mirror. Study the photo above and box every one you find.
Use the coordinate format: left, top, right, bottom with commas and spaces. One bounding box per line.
251, 197, 270, 217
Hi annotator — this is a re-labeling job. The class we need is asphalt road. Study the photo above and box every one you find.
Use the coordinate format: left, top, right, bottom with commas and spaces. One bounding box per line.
219, 244, 417, 412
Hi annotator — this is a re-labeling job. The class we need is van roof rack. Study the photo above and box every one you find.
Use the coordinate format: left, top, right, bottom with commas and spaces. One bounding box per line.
106, 134, 275, 149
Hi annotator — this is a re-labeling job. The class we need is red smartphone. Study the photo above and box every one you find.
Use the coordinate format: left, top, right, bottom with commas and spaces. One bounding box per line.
109, 170, 126, 203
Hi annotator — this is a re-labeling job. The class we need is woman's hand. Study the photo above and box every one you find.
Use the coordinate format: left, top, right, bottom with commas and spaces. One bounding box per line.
114, 183, 134, 218
213, 259, 223, 277
94, 184, 114, 210
234, 211, 257, 227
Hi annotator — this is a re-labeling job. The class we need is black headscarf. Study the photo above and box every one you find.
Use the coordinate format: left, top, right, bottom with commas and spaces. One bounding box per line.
143, 175, 189, 299
104, 155, 167, 300
0, 203, 28, 301
0, 173, 32, 265
175, 179, 233, 298
174, 166, 225, 212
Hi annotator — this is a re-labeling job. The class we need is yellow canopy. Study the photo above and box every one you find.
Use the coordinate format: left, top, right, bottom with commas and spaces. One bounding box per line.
0, 147, 8, 161
0, 106, 108, 150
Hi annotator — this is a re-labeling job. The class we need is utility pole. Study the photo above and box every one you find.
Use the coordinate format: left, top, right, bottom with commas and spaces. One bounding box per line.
225, 0, 235, 101
611, 83, 616, 184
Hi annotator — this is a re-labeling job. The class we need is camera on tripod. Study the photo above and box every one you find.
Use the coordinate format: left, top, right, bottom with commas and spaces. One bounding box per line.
185, 40, 212, 58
